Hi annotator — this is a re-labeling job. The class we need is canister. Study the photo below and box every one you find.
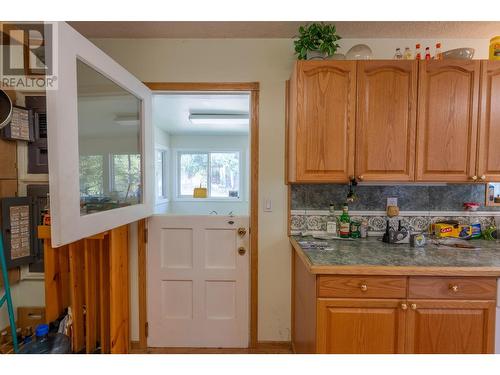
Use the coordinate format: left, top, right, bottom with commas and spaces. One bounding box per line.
490, 36, 500, 60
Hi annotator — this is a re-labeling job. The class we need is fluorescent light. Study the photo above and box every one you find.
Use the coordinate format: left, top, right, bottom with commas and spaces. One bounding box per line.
189, 113, 249, 125
114, 114, 139, 126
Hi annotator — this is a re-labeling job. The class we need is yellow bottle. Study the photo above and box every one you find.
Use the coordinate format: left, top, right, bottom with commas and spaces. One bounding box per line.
490, 36, 500, 60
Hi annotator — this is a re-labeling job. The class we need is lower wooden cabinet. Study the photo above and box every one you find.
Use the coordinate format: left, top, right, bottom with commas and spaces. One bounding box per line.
292, 252, 498, 354
317, 298, 406, 354
406, 299, 496, 354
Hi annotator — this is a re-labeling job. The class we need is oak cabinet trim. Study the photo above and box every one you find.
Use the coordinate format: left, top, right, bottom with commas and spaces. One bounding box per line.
290, 60, 356, 183
477, 61, 500, 181
355, 60, 418, 181
316, 298, 407, 354
405, 299, 496, 354
415, 60, 481, 182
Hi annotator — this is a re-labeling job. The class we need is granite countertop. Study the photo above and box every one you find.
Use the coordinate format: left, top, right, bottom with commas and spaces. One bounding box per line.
290, 235, 500, 276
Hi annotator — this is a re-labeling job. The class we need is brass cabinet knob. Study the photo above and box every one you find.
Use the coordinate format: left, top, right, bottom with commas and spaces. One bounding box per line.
410, 303, 417, 310
471, 175, 478, 181
360, 283, 368, 292
481, 175, 486, 181
358, 175, 364, 181
401, 303, 408, 310
238, 247, 246, 255
449, 284, 459, 293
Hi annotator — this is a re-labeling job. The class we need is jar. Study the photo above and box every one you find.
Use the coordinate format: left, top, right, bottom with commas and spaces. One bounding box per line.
490, 36, 500, 60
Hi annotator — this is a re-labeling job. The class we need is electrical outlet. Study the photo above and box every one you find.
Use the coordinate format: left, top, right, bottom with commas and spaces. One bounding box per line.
387, 197, 398, 207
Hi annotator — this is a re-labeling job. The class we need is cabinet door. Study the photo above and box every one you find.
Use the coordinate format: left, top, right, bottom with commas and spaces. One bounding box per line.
317, 298, 406, 354
406, 300, 495, 354
356, 61, 417, 181
415, 61, 481, 182
46, 22, 154, 247
290, 61, 356, 182
477, 61, 500, 182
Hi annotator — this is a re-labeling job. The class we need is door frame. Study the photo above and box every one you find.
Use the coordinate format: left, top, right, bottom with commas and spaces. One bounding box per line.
139, 82, 260, 348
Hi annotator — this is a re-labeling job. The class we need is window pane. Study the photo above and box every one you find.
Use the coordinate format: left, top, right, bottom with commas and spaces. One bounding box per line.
80, 155, 104, 197
210, 152, 240, 198
77, 59, 142, 215
112, 154, 141, 203
179, 153, 208, 196
156, 150, 164, 199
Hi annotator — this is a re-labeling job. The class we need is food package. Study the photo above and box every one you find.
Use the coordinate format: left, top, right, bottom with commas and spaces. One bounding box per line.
430, 222, 472, 239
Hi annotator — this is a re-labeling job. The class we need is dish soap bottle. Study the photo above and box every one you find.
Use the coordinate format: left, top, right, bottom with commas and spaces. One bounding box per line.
326, 203, 337, 235
339, 203, 351, 238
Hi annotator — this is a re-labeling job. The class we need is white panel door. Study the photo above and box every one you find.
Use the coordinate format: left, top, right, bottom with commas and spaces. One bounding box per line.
147, 215, 250, 347
46, 22, 154, 246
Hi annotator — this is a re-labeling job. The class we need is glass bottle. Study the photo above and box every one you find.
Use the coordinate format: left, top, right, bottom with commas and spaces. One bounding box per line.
393, 48, 403, 60
425, 47, 431, 60
339, 203, 351, 238
403, 47, 413, 60
326, 203, 337, 235
415, 43, 422, 60
434, 42, 442, 60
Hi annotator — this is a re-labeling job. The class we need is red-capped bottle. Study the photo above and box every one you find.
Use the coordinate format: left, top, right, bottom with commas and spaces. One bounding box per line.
415, 43, 422, 60
425, 47, 431, 60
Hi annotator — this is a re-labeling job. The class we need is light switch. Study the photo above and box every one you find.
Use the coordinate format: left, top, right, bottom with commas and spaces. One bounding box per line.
264, 199, 272, 212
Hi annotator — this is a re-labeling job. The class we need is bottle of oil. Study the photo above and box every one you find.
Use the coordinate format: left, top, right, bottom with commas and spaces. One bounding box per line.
339, 203, 351, 238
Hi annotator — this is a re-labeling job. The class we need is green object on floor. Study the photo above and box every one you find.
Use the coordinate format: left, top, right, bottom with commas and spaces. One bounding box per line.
0, 233, 18, 353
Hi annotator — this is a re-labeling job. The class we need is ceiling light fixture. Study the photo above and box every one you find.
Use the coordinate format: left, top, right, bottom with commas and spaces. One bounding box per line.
189, 113, 249, 125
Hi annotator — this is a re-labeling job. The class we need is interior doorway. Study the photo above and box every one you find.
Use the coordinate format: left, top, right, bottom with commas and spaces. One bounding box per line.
142, 83, 259, 348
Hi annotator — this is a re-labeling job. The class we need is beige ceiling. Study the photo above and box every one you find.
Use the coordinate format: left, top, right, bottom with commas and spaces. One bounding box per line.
68, 21, 500, 39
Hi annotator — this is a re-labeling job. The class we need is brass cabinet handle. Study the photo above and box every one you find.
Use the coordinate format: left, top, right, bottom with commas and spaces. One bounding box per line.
471, 175, 478, 181
401, 303, 408, 310
449, 284, 459, 293
238, 247, 246, 255
360, 283, 368, 292
410, 303, 417, 310
358, 175, 364, 181
481, 175, 486, 181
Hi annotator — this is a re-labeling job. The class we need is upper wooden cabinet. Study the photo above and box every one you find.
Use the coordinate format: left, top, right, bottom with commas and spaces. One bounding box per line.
288, 61, 356, 182
356, 61, 418, 181
415, 60, 481, 182
477, 61, 500, 182
287, 60, 496, 183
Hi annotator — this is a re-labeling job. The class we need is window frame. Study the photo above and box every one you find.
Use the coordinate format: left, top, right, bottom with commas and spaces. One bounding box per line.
155, 146, 169, 204
175, 149, 243, 201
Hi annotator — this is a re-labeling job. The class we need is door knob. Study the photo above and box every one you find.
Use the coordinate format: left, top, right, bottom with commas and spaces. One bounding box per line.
237, 228, 247, 237
238, 247, 246, 255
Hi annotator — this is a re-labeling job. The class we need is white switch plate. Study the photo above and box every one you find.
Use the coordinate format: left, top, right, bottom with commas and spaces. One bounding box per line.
264, 199, 272, 212
387, 197, 398, 207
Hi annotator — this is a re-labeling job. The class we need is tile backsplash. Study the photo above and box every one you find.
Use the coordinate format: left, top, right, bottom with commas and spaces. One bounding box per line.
290, 184, 498, 211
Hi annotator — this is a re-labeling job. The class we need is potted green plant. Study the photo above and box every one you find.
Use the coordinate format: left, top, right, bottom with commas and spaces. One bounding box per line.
294, 23, 342, 60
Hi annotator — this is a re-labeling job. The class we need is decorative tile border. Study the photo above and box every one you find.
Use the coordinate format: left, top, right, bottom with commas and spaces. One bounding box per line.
290, 210, 497, 233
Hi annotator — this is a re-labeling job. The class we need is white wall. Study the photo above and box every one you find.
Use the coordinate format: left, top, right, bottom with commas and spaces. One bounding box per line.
0, 279, 45, 330
168, 134, 249, 215
154, 127, 171, 213
93, 37, 490, 342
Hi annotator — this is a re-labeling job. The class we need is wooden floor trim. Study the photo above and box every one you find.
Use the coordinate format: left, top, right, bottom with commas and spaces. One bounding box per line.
130, 341, 292, 354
